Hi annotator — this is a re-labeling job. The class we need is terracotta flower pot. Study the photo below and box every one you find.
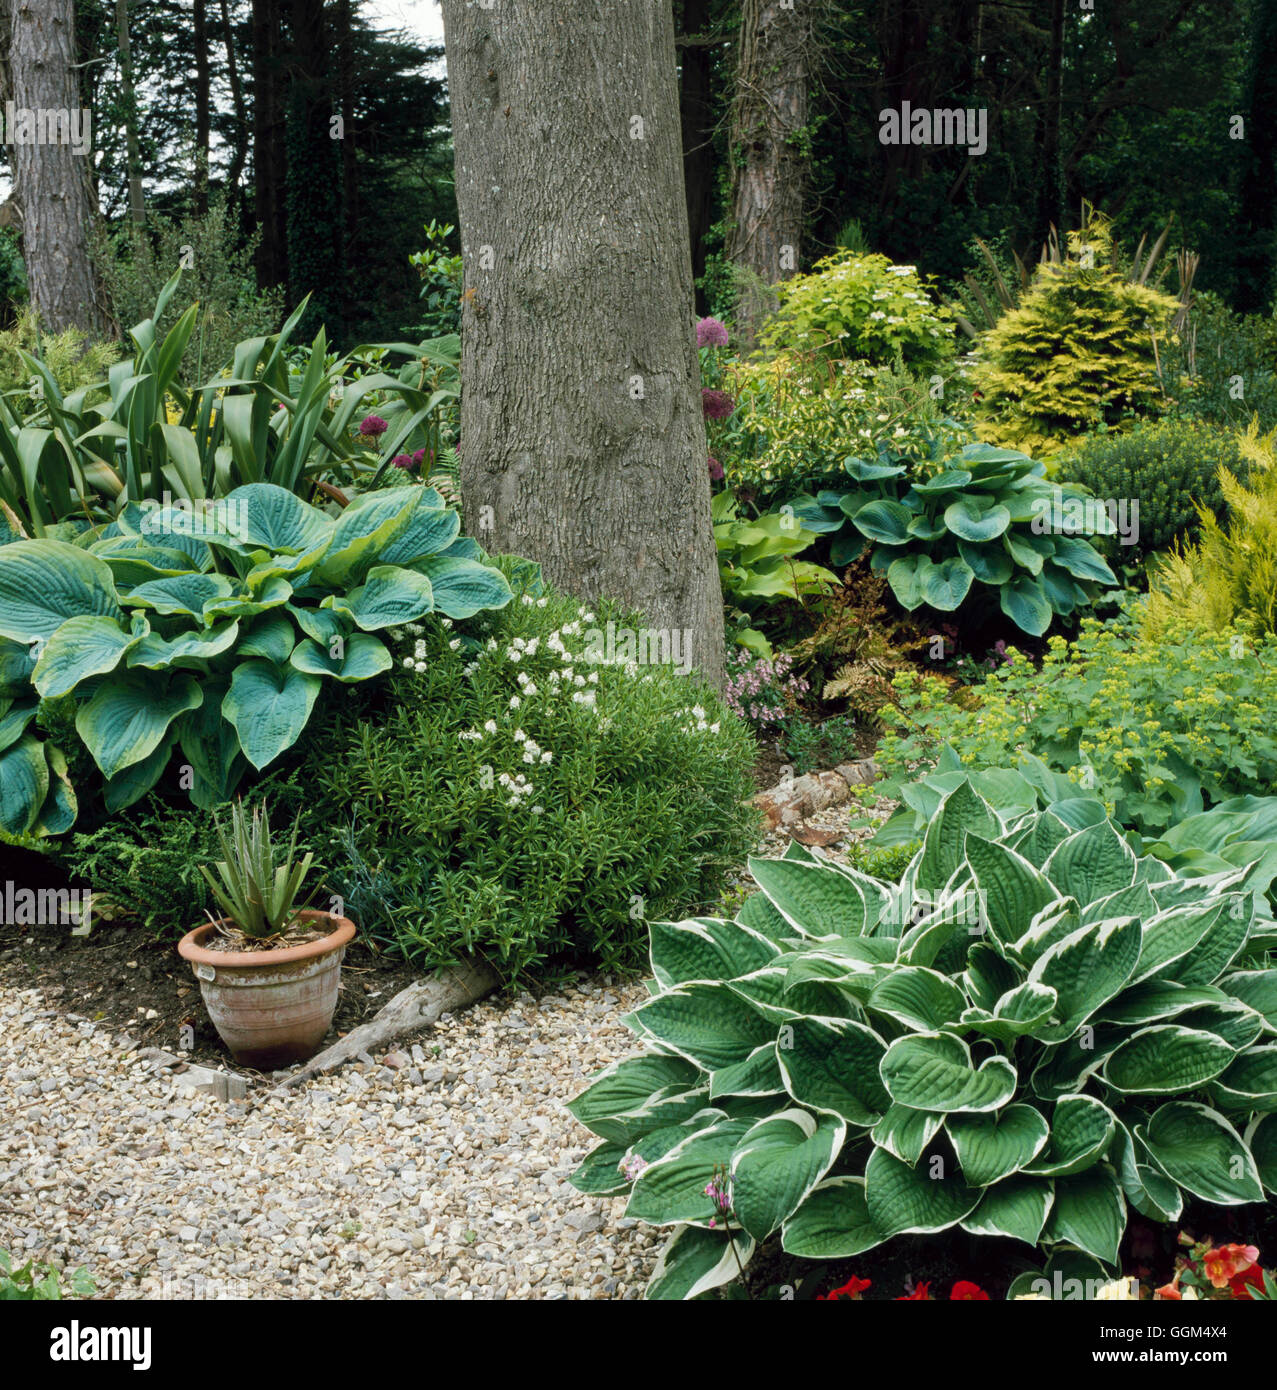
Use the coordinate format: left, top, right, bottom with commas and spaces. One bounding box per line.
177, 910, 356, 1070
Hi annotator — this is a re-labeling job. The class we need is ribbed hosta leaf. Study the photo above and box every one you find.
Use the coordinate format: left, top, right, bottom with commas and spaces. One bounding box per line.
777, 1016, 890, 1124
626, 1117, 754, 1226
864, 1146, 981, 1239
646, 1226, 755, 1301
781, 1177, 884, 1259
731, 1109, 846, 1241
961, 1175, 1053, 1245
1028, 916, 1141, 1038
649, 917, 779, 989
631, 983, 775, 1072
1103, 1025, 1235, 1096
1041, 1168, 1124, 1265
880, 1032, 1017, 1113
747, 857, 871, 938
871, 1105, 944, 1165
1023, 1095, 1114, 1178
948, 1104, 1050, 1186
1137, 1102, 1263, 1204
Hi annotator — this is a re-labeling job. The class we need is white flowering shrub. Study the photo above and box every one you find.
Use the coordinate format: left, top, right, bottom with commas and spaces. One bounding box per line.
274, 556, 760, 976
759, 251, 955, 372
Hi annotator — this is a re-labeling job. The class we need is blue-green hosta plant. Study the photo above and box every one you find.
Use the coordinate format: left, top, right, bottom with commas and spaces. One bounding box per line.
0, 481, 510, 834
568, 778, 1277, 1299
786, 442, 1117, 635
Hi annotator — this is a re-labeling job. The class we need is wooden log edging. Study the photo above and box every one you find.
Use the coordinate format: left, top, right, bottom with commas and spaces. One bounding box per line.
751, 757, 880, 831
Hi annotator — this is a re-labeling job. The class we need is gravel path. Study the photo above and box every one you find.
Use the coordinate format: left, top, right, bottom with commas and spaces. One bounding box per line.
0, 976, 659, 1300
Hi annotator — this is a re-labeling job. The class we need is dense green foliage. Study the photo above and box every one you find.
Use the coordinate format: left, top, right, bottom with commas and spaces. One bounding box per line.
1058, 419, 1246, 564
569, 780, 1277, 1299
62, 559, 761, 979
759, 251, 954, 372
787, 441, 1116, 636
0, 481, 510, 834
970, 221, 1181, 457
877, 609, 1277, 835
0, 1249, 94, 1301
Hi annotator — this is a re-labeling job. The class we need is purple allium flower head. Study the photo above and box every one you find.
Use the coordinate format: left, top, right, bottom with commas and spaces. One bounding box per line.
392, 453, 415, 470
411, 447, 430, 468
696, 316, 729, 348
358, 414, 388, 437
707, 455, 724, 481
702, 388, 734, 420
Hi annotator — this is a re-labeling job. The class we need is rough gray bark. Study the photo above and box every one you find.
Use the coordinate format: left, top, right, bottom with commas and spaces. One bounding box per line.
273, 958, 499, 1089
440, 0, 725, 687
7, 0, 108, 332
727, 0, 813, 339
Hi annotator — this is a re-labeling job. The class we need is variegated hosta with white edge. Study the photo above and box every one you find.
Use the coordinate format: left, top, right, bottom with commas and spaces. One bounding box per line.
0, 482, 511, 834
567, 779, 1277, 1299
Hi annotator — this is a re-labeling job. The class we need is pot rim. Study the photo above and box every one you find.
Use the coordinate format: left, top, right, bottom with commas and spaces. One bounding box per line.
177, 909, 356, 969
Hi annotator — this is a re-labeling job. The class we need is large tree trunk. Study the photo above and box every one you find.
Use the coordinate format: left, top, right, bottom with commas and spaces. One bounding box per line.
677, 0, 718, 295
1033, 0, 1066, 239
439, 0, 725, 686
727, 0, 813, 339
7, 0, 107, 332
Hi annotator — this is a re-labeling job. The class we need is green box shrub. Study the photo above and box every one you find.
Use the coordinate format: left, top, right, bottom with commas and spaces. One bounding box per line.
1057, 419, 1245, 564
568, 781, 1277, 1299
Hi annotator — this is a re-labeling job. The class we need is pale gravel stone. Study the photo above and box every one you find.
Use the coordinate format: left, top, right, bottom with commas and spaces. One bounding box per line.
0, 974, 659, 1300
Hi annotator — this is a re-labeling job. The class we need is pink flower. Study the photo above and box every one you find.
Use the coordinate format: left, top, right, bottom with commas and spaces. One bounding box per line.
358, 414, 388, 437
702, 388, 735, 420
708, 455, 724, 481
696, 316, 729, 348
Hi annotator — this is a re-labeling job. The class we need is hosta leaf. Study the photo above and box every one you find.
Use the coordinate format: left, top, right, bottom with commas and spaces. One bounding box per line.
958, 539, 1014, 584
126, 572, 234, 617
866, 966, 966, 1031
570, 1140, 631, 1196
999, 574, 1052, 635
0, 539, 123, 642
879, 1032, 1017, 1113
916, 779, 1001, 891
944, 496, 1011, 542
567, 1054, 704, 1141
1247, 1114, 1277, 1193
649, 917, 779, 989
409, 554, 512, 619
781, 1177, 885, 1260
327, 565, 436, 632
886, 554, 926, 611
1210, 1046, 1277, 1112
1051, 535, 1116, 584
1221, 971, 1277, 1031
0, 734, 48, 835
871, 1105, 944, 1165
75, 671, 202, 779
221, 482, 333, 552
626, 1117, 754, 1226
630, 983, 776, 1072
33, 615, 140, 697
1102, 1026, 1235, 1096
708, 1043, 784, 1100
315, 487, 422, 586
1132, 901, 1229, 986
646, 1225, 755, 1302
777, 1015, 891, 1123
963, 831, 1058, 948
222, 659, 322, 770
730, 1109, 846, 1241
851, 498, 912, 544
1137, 1102, 1264, 1205
203, 576, 292, 620
237, 612, 297, 665
1023, 1095, 1115, 1178
863, 1146, 981, 1239
948, 1105, 1050, 1187
961, 1176, 1054, 1245
1041, 1167, 1124, 1266
127, 621, 240, 670
1112, 1121, 1182, 1223
747, 857, 870, 938
1097, 981, 1230, 1028
917, 556, 974, 611
289, 632, 392, 683
1043, 821, 1137, 907
961, 981, 1058, 1043
1028, 916, 1141, 1038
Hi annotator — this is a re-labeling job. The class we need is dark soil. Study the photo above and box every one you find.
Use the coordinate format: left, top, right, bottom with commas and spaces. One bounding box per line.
0, 917, 423, 1078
